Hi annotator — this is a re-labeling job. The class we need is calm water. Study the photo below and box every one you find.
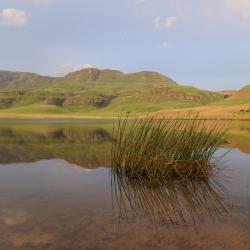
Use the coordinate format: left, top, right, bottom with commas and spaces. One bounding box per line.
0, 121, 250, 249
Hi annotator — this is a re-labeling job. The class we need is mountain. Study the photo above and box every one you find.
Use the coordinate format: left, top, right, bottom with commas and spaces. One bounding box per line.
0, 70, 54, 89
0, 68, 223, 117
0, 68, 177, 90
58, 68, 177, 86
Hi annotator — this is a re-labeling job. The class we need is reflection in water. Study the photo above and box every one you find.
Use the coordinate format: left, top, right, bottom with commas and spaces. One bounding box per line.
0, 124, 112, 168
112, 173, 229, 230
1, 209, 30, 226
0, 121, 250, 249
0, 121, 250, 167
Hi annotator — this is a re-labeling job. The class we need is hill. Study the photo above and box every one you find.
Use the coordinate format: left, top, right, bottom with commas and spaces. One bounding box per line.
0, 68, 223, 117
156, 85, 250, 120
0, 70, 54, 89
230, 85, 250, 99
218, 90, 237, 99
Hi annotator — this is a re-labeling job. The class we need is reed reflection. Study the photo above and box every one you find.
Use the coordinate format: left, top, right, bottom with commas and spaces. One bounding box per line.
112, 172, 229, 229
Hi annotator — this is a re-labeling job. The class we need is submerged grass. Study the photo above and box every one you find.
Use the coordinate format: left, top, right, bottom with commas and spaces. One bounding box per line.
111, 114, 229, 184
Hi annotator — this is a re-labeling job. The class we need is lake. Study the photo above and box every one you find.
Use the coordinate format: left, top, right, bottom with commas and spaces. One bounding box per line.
0, 120, 250, 249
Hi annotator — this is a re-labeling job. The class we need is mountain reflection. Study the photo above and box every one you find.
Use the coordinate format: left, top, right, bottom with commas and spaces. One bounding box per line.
0, 124, 112, 168
112, 174, 229, 229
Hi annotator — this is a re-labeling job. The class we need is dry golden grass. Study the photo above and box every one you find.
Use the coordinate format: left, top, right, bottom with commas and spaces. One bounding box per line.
155, 104, 250, 120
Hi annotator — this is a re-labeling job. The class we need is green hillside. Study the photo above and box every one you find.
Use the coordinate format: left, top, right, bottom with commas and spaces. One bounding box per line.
0, 68, 223, 117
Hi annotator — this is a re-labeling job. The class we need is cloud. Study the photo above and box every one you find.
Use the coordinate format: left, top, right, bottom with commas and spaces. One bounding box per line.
153, 16, 177, 30
159, 42, 173, 49
0, 8, 28, 26
57, 64, 96, 76
165, 16, 177, 28
153, 16, 161, 29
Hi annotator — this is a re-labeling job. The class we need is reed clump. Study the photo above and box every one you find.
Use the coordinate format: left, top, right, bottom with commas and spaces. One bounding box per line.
111, 115, 229, 184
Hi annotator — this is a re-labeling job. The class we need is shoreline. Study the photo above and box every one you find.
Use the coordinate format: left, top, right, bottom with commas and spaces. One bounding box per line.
0, 102, 250, 121
0, 114, 250, 122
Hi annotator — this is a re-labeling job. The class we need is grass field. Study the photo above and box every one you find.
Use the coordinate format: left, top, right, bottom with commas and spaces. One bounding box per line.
0, 69, 249, 119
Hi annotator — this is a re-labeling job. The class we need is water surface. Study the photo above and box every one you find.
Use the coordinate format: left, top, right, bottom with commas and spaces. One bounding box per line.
0, 120, 250, 249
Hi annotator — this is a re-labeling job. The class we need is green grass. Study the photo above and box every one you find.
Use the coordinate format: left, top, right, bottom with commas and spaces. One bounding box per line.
0, 103, 71, 115
0, 69, 223, 117
0, 95, 222, 117
111, 115, 229, 184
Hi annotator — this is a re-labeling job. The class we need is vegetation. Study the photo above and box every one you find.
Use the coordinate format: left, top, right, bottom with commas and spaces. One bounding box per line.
0, 120, 250, 167
111, 115, 229, 184
0, 69, 223, 117
1, 69, 250, 119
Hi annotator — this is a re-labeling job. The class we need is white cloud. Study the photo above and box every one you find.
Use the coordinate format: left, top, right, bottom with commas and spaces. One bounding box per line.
153, 16, 161, 29
0, 8, 28, 27
165, 16, 177, 28
159, 42, 173, 49
57, 64, 96, 76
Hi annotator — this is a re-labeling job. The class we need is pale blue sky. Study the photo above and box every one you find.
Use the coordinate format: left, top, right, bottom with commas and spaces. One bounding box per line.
0, 0, 250, 90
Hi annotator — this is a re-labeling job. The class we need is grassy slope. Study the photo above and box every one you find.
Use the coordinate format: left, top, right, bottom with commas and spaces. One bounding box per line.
0, 68, 223, 118
156, 85, 250, 120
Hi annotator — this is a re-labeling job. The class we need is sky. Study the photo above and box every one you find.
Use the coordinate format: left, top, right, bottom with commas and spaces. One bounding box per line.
0, 0, 250, 91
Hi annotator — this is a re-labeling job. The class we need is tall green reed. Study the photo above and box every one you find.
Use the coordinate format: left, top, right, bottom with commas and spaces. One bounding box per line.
111, 114, 229, 184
